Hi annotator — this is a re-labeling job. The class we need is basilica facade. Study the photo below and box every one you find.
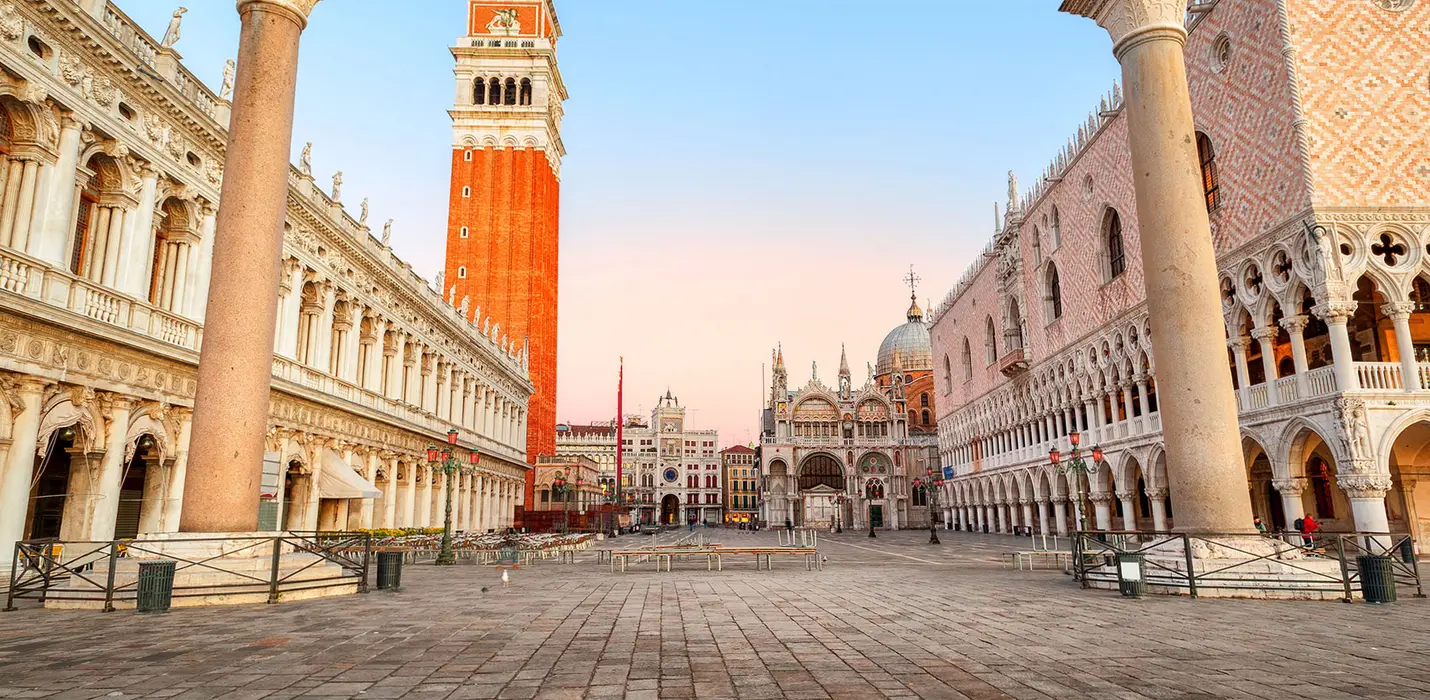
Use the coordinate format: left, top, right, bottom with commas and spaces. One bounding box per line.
930, 0, 1429, 542
761, 298, 940, 530
0, 0, 531, 567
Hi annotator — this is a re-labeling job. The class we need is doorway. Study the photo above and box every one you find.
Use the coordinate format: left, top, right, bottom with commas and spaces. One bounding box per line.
660, 494, 679, 525
869, 504, 884, 529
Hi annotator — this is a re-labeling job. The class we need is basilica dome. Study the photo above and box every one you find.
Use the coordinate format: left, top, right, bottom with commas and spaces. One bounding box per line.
875, 296, 932, 376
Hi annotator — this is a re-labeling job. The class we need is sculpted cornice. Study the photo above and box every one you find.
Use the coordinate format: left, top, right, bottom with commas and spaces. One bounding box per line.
1059, 0, 1188, 57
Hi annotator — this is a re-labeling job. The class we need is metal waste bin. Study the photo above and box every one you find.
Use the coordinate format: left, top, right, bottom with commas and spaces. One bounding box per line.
1116, 553, 1146, 598
136, 560, 177, 614
1358, 554, 1396, 604
376, 551, 403, 591
1398, 537, 1416, 564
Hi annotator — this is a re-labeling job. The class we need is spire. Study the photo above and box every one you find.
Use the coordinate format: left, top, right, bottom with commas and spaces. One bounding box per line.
906, 292, 924, 322
839, 344, 850, 376
774, 344, 786, 371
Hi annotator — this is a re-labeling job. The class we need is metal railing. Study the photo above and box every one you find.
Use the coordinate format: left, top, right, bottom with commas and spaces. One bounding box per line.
4, 532, 371, 612
1072, 530, 1423, 600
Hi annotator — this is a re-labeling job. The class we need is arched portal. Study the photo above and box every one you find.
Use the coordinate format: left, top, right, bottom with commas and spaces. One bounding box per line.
1385, 418, 1430, 542
797, 454, 844, 492
660, 493, 679, 526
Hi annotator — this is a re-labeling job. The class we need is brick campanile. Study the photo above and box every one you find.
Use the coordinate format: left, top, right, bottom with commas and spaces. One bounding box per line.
446, 1, 567, 509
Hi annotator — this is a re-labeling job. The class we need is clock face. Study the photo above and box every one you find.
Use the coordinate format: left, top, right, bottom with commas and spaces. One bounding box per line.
663, 467, 678, 483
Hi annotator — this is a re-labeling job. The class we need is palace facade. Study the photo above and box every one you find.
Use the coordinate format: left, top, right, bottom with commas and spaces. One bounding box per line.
930, 0, 1429, 541
0, 0, 531, 567
761, 298, 941, 530
621, 392, 722, 526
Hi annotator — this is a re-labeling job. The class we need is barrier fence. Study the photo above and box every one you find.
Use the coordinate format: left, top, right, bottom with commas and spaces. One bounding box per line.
1072, 530, 1423, 600
5, 532, 371, 612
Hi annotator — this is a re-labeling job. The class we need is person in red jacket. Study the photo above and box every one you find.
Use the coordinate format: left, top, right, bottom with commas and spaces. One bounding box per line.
1300, 513, 1321, 547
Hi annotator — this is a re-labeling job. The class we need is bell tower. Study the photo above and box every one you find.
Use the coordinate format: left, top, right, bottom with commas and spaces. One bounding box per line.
445, 1, 567, 508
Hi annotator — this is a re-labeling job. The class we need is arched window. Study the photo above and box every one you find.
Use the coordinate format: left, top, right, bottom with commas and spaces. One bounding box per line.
1005, 302, 1024, 351
519, 78, 533, 106
70, 171, 100, 275
1197, 131, 1220, 212
1104, 209, 1126, 280
487, 77, 501, 105
1050, 206, 1061, 248
921, 409, 930, 426
459, 226, 469, 238
961, 340, 972, 380
943, 356, 952, 393
473, 78, 486, 105
920, 393, 929, 408
503, 78, 517, 106
463, 150, 473, 162
984, 317, 997, 365
457, 266, 467, 279
1045, 262, 1063, 321
462, 186, 471, 198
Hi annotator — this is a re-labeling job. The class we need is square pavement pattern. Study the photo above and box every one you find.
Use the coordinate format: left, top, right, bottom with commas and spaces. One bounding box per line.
2, 530, 1428, 699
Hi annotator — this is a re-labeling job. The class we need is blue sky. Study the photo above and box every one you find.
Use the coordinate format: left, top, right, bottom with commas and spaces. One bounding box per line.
119, 1, 1121, 445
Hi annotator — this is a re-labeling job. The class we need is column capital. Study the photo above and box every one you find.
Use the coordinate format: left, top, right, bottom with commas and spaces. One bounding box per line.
1227, 335, 1252, 353
237, 0, 320, 30
1271, 477, 1307, 495
1313, 301, 1358, 324
1381, 301, 1416, 321
1087, 491, 1115, 504
1144, 487, 1169, 500
1249, 326, 1279, 344
1337, 473, 1392, 499
1279, 314, 1309, 334
1059, 0, 1188, 59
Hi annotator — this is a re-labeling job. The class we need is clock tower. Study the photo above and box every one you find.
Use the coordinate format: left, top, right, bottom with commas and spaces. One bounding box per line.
445, 1, 567, 510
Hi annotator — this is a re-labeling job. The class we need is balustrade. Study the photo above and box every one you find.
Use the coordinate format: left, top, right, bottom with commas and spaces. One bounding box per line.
1274, 375, 1299, 403
1355, 362, 1403, 391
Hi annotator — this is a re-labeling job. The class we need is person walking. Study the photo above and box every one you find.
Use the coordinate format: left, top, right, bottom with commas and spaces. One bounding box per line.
785, 517, 793, 535
1300, 514, 1321, 547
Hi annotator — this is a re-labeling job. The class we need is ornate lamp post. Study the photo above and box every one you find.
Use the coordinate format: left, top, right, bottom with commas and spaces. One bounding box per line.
428, 429, 479, 566
1050, 431, 1103, 534
831, 491, 848, 533
915, 469, 941, 545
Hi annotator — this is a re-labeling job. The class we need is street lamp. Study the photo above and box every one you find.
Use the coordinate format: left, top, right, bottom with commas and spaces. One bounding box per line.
831, 491, 849, 533
428, 428, 479, 566
1050, 430, 1103, 535
914, 470, 941, 545
551, 470, 569, 533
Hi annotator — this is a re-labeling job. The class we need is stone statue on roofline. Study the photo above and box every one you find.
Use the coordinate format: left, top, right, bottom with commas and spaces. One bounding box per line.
299, 142, 312, 176
220, 59, 235, 100
359, 197, 369, 225
161, 7, 186, 49
331, 170, 343, 202
382, 219, 392, 246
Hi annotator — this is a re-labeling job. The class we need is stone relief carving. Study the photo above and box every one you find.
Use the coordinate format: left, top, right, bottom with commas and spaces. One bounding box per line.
0, 4, 21, 42
1333, 397, 1372, 467
487, 8, 520, 34
1372, 0, 1415, 11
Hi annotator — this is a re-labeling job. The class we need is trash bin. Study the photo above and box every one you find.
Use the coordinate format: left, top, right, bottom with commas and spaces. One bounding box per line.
1116, 553, 1146, 598
1398, 537, 1416, 565
1358, 555, 1396, 604
376, 551, 403, 591
136, 560, 177, 614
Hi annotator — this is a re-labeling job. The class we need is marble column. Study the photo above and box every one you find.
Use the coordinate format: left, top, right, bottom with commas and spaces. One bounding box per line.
1118, 491, 1138, 531
381, 456, 398, 528
1383, 302, 1421, 390
1063, 0, 1257, 533
30, 115, 83, 265
1251, 326, 1280, 405
1276, 315, 1310, 396
182, 0, 320, 533
0, 379, 48, 565
1035, 499, 1050, 537
1147, 487, 1169, 532
159, 410, 193, 533
1051, 497, 1069, 537
85, 395, 133, 541
1315, 302, 1358, 392
400, 462, 416, 527
1090, 492, 1114, 531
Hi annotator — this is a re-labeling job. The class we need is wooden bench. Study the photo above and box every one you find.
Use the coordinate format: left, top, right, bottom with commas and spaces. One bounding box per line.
610, 547, 720, 572
715, 547, 821, 571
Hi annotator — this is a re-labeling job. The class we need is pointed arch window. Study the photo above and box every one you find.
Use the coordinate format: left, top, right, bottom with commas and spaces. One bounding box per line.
1050, 206, 1061, 249
1104, 209, 1126, 281
984, 317, 997, 365
961, 339, 972, 380
943, 356, 953, 393
1197, 131, 1220, 212
1046, 262, 1063, 321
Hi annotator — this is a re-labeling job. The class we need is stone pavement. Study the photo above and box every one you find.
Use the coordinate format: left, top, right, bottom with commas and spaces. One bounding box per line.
2, 529, 1428, 700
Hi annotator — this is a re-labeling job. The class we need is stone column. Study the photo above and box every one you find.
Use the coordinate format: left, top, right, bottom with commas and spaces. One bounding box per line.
417, 466, 433, 527
0, 378, 48, 564
1271, 478, 1305, 535
1036, 499, 1050, 536
381, 455, 398, 528
85, 395, 133, 541
1063, 0, 1257, 533
1021, 499, 1035, 535
158, 409, 193, 533
400, 462, 416, 527
121, 166, 159, 297
1051, 497, 1069, 536
1341, 476, 1393, 543
1089, 492, 1114, 531
1139, 488, 1165, 532
1383, 302, 1421, 390
30, 115, 83, 265
1281, 314, 1311, 397
182, 0, 319, 533
1251, 326, 1280, 405
1117, 491, 1138, 531
1315, 301, 1359, 392
1120, 383, 1136, 431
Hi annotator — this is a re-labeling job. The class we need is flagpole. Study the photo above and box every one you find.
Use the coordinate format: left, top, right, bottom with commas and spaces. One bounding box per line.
616, 357, 624, 533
